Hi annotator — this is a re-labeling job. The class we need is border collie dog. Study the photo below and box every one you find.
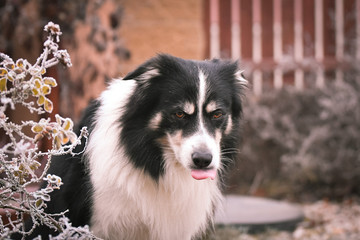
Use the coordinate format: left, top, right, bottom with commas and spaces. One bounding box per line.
26, 54, 247, 239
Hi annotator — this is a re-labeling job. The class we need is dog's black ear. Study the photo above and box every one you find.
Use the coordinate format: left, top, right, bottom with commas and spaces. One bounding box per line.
230, 63, 248, 119
123, 59, 160, 81
234, 68, 248, 87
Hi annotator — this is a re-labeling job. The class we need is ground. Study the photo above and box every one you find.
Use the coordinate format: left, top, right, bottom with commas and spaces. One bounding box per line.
208, 199, 360, 240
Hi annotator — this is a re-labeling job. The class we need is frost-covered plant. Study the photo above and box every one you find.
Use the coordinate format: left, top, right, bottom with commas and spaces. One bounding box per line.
238, 76, 360, 199
280, 78, 360, 198
0, 22, 97, 239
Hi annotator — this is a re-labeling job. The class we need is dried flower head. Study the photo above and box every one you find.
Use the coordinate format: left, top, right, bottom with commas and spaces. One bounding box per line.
44, 22, 62, 42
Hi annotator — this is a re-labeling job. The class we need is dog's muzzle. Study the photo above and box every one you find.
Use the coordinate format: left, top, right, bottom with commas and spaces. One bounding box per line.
192, 152, 212, 168
190, 150, 217, 180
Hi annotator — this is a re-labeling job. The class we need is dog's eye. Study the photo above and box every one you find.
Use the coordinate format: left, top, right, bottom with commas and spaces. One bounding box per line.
175, 111, 185, 118
212, 110, 223, 119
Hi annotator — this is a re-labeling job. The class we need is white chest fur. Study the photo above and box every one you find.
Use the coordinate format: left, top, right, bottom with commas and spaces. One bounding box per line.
86, 79, 222, 240
90, 160, 222, 240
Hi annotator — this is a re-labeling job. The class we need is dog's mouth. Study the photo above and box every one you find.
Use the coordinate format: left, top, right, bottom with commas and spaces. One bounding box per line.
190, 168, 217, 180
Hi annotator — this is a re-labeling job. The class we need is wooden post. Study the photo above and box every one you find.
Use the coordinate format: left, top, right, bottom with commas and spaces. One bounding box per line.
294, 0, 304, 89
273, 0, 283, 89
357, 0, 360, 61
253, 0, 262, 95
335, 0, 344, 82
231, 0, 241, 60
210, 0, 220, 59
315, 0, 325, 87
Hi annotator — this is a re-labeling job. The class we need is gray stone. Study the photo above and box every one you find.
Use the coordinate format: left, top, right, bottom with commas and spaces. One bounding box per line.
215, 195, 304, 233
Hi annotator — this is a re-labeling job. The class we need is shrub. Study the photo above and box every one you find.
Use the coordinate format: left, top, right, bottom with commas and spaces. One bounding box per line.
0, 22, 97, 239
236, 76, 360, 200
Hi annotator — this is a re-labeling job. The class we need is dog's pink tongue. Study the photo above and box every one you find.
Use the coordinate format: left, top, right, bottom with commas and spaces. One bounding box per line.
191, 169, 217, 180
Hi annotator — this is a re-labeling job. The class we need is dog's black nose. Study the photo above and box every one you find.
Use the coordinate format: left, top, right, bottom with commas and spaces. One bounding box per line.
192, 152, 212, 168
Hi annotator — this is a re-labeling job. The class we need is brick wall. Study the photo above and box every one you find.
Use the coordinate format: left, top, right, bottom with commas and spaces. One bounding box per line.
119, 0, 205, 74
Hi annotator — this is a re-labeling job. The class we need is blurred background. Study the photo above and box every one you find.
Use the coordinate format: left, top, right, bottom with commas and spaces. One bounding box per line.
1, 0, 359, 202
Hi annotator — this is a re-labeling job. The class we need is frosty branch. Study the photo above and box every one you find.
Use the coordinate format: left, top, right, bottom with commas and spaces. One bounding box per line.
0, 22, 97, 239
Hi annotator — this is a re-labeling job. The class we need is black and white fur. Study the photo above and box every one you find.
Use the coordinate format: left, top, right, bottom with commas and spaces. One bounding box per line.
23, 54, 247, 240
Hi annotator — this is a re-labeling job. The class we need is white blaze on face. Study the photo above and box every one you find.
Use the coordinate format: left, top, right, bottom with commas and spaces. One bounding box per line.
198, 71, 207, 123
164, 70, 222, 181
186, 71, 221, 180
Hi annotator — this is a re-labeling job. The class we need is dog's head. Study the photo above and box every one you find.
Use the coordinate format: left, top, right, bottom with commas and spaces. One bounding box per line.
121, 54, 247, 181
